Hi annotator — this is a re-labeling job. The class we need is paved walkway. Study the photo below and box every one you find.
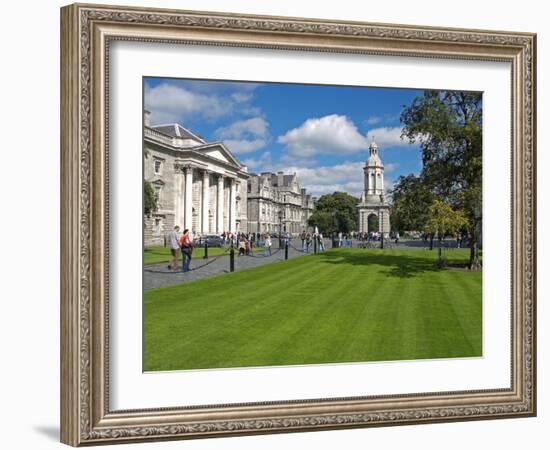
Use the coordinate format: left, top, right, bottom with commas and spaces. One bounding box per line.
144, 243, 320, 290
143, 238, 465, 290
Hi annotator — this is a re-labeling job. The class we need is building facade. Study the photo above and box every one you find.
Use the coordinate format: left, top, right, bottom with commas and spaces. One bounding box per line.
247, 172, 315, 236
144, 111, 249, 247
357, 141, 391, 235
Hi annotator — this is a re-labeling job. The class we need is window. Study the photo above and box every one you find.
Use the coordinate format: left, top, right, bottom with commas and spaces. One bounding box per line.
154, 159, 162, 174
154, 218, 162, 234
154, 185, 162, 206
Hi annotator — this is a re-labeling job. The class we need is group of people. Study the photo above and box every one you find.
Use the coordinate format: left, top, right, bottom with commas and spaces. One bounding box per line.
299, 230, 325, 253
237, 233, 273, 256
167, 225, 193, 272
166, 226, 331, 273
356, 231, 399, 243
221, 231, 268, 248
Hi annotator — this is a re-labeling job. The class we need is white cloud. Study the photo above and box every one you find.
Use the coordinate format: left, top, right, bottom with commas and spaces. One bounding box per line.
223, 139, 267, 154
144, 81, 263, 126
215, 117, 269, 140
365, 113, 401, 127
242, 152, 273, 171
365, 116, 382, 126
365, 127, 411, 148
145, 83, 234, 124
284, 161, 365, 197
271, 160, 399, 198
215, 117, 270, 154
278, 114, 369, 158
231, 92, 253, 103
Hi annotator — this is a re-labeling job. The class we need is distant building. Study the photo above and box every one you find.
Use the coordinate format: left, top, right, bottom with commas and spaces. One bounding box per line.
247, 172, 315, 236
143, 111, 249, 247
357, 141, 391, 235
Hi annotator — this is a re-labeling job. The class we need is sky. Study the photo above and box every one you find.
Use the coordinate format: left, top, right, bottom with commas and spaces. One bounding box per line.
144, 77, 425, 198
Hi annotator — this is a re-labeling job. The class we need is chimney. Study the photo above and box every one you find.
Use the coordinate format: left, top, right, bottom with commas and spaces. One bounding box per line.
144, 109, 151, 127
277, 171, 284, 187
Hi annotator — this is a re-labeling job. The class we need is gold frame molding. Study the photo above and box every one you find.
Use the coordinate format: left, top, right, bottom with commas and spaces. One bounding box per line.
60, 3, 537, 446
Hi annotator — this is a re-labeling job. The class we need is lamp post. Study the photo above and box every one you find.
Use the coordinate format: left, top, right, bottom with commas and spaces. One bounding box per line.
278, 210, 283, 249
380, 210, 384, 249
331, 210, 337, 248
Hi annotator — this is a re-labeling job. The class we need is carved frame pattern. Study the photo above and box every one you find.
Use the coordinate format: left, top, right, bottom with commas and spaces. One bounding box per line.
60, 3, 536, 446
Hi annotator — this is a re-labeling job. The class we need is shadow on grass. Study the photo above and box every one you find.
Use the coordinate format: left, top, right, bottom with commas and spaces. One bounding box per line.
317, 249, 465, 278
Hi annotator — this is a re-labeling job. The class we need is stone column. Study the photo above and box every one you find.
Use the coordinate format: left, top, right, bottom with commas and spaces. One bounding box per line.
229, 178, 237, 233
216, 174, 224, 233
174, 165, 185, 228
202, 170, 209, 234
184, 166, 193, 231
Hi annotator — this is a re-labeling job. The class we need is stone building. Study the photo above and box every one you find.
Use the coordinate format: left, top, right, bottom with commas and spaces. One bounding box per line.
143, 111, 249, 247
247, 172, 315, 236
357, 141, 391, 235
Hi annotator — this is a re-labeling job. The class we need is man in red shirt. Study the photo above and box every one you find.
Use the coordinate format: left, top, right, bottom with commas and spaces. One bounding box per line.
179, 229, 193, 272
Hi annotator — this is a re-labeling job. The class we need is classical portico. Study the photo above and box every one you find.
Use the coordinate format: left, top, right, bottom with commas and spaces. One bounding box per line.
357, 141, 391, 235
172, 165, 243, 235
143, 114, 249, 246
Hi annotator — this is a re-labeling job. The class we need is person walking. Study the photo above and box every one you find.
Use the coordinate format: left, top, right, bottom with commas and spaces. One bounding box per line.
318, 233, 325, 251
264, 234, 272, 256
167, 225, 181, 271
179, 228, 193, 272
305, 232, 312, 253
301, 230, 306, 251
238, 236, 247, 256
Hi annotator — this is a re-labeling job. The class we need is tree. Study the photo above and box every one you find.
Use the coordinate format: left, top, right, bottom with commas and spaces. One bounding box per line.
390, 174, 434, 233
401, 90, 482, 269
425, 200, 468, 265
308, 192, 359, 234
306, 210, 333, 234
425, 200, 467, 241
144, 180, 157, 217
367, 214, 379, 233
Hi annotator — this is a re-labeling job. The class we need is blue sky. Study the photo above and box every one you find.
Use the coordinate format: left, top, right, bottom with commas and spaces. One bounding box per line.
144, 77, 424, 198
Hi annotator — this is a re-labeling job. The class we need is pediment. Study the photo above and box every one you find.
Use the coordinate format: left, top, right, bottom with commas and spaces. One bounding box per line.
196, 143, 242, 168
203, 148, 232, 164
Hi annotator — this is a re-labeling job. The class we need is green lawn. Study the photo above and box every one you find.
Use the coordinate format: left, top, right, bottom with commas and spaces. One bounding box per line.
144, 245, 263, 265
144, 248, 482, 371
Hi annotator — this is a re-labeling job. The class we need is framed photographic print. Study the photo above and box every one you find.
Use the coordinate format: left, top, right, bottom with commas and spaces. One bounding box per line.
60, 3, 537, 446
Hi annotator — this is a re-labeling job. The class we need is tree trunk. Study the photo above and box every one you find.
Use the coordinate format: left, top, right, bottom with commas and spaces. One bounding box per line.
469, 224, 481, 270
429, 233, 434, 250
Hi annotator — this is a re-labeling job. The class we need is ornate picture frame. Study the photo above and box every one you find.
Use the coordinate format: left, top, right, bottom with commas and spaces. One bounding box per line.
60, 3, 536, 446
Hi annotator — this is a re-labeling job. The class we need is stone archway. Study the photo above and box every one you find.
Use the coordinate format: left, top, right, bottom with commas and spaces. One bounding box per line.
358, 206, 391, 235
367, 213, 379, 233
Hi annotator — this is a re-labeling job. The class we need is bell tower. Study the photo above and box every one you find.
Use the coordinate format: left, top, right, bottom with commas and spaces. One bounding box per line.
363, 140, 385, 200
358, 140, 391, 235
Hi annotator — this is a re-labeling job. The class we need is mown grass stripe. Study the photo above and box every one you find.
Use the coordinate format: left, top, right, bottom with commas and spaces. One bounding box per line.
144, 248, 481, 371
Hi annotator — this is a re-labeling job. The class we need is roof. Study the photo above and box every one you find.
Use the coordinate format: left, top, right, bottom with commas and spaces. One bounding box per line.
366, 154, 383, 167
189, 141, 244, 169
269, 173, 296, 187
151, 124, 205, 143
